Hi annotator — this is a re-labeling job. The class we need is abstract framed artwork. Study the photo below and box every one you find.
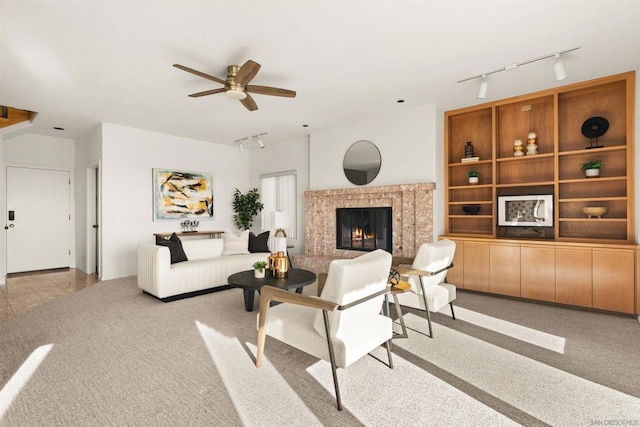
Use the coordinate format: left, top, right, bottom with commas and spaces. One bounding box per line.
153, 169, 214, 221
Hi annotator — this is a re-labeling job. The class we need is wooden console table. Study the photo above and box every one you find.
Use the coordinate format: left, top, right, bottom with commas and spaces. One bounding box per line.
153, 230, 224, 239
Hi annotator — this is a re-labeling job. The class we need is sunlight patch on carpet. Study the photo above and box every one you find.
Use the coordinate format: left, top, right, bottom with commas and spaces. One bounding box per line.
306, 349, 518, 426
449, 306, 566, 353
195, 321, 321, 426
397, 314, 640, 426
0, 344, 53, 420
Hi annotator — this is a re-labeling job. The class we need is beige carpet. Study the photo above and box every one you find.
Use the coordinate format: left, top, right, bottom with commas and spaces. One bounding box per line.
0, 277, 639, 426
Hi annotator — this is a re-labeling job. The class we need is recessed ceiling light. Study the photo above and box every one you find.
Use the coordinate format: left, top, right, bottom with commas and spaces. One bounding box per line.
53, 127, 64, 130
397, 99, 405, 103
302, 124, 309, 127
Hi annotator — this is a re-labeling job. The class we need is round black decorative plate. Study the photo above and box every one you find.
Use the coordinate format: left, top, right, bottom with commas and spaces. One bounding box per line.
581, 116, 609, 139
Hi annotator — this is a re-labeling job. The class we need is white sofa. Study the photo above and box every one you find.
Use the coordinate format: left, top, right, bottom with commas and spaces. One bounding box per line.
137, 238, 281, 301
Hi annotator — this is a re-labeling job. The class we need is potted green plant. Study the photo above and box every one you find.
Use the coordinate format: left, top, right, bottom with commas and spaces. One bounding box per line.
253, 260, 268, 278
467, 170, 480, 185
232, 188, 264, 230
581, 160, 602, 178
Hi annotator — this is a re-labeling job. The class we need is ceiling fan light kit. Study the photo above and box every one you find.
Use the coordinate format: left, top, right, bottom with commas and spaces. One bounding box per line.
458, 46, 580, 98
173, 60, 296, 111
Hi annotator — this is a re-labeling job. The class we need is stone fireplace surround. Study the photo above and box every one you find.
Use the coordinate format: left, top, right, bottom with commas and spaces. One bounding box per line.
292, 183, 435, 275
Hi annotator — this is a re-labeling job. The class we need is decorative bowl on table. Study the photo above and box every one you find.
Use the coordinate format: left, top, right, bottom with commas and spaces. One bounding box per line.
582, 206, 608, 218
462, 205, 481, 215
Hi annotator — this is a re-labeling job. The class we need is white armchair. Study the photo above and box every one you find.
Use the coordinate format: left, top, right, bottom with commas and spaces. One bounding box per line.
393, 239, 457, 337
255, 249, 393, 410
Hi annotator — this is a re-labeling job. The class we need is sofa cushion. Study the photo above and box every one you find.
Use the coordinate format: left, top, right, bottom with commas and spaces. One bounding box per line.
222, 229, 250, 255
181, 239, 224, 260
249, 231, 270, 253
155, 233, 188, 264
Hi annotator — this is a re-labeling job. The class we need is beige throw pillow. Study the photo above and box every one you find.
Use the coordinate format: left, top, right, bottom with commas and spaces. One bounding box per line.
222, 229, 250, 255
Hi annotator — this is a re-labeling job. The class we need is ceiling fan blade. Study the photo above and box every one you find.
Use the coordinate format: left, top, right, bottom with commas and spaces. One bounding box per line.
173, 64, 226, 85
246, 85, 296, 98
188, 88, 226, 97
240, 93, 258, 111
234, 60, 261, 86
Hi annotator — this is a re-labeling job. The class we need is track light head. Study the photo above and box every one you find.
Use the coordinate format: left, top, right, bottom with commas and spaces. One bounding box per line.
238, 142, 244, 153
477, 75, 488, 99
257, 138, 265, 149
553, 53, 567, 81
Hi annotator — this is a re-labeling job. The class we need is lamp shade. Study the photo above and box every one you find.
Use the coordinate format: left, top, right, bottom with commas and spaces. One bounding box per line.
270, 211, 290, 229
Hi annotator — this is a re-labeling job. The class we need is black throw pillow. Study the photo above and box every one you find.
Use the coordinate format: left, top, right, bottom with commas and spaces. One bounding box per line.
248, 231, 270, 253
156, 233, 188, 264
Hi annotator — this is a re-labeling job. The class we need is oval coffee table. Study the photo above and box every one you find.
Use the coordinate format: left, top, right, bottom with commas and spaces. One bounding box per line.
228, 268, 317, 312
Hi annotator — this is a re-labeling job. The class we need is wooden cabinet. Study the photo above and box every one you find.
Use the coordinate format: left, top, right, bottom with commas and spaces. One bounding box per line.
444, 72, 635, 243
556, 247, 592, 308
592, 249, 635, 313
521, 245, 555, 302
462, 241, 490, 292
444, 237, 638, 315
489, 244, 520, 297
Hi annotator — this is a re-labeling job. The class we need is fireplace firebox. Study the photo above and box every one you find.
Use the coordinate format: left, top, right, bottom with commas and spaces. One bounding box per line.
336, 207, 392, 252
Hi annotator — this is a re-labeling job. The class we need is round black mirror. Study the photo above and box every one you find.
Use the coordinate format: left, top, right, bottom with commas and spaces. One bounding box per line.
343, 140, 381, 185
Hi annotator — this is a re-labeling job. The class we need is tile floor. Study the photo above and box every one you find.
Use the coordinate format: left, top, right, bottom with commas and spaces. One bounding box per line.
0, 269, 98, 324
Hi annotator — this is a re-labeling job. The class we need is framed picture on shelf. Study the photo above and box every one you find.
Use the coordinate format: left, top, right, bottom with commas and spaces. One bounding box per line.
153, 168, 214, 221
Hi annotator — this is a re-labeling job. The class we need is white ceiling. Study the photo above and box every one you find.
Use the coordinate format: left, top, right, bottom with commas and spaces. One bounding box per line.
1, 1, 639, 147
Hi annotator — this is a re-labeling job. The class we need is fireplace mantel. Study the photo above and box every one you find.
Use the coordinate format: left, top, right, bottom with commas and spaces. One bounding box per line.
293, 183, 435, 275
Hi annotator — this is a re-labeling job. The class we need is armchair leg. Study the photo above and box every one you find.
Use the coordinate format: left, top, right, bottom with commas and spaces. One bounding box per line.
450, 302, 456, 320
323, 310, 342, 411
418, 276, 434, 338
385, 340, 394, 369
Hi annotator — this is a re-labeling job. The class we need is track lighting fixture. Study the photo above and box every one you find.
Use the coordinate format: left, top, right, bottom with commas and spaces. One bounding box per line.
477, 75, 488, 99
458, 46, 580, 96
234, 132, 268, 151
553, 53, 567, 81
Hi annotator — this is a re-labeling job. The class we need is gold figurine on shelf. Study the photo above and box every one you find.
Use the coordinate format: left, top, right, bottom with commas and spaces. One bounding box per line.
526, 132, 538, 155
513, 139, 524, 157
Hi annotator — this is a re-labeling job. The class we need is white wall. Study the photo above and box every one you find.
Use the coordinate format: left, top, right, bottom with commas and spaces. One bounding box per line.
3, 133, 75, 170
248, 136, 310, 254
75, 124, 103, 273
100, 123, 249, 280
2, 133, 77, 269
309, 104, 444, 240
0, 137, 4, 285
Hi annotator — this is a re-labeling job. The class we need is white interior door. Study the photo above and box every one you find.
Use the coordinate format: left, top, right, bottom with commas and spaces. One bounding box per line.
6, 166, 70, 273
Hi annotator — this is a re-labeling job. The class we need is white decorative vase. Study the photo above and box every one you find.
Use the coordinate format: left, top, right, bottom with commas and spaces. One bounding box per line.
585, 168, 600, 178
254, 269, 265, 278
469, 177, 479, 185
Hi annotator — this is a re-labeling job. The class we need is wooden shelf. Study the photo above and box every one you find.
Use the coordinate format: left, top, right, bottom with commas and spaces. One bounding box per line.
559, 196, 627, 202
558, 145, 627, 156
496, 181, 554, 188
496, 153, 554, 162
449, 201, 493, 205
449, 184, 492, 190
449, 159, 493, 167
559, 218, 627, 223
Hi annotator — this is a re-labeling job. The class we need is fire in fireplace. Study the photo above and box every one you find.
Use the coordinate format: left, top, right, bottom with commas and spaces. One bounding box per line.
336, 207, 392, 252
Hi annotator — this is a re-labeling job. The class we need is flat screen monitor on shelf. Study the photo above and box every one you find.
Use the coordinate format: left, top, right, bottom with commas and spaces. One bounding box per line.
497, 195, 553, 227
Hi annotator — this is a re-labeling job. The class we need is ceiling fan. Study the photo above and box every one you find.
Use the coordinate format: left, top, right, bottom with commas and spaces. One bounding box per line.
173, 60, 296, 111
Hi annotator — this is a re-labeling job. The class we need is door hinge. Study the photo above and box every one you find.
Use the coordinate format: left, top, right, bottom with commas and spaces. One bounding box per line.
69, 214, 71, 220
69, 179, 71, 185
69, 250, 71, 255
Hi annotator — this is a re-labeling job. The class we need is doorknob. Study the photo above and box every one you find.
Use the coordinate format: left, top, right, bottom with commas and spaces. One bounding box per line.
93, 224, 99, 229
